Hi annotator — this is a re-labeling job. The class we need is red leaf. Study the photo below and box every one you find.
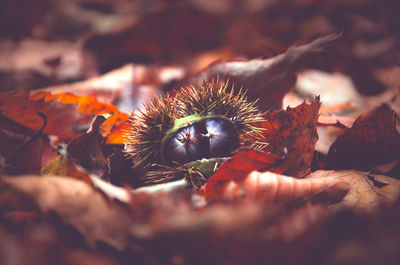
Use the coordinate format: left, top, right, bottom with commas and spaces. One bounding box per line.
327, 104, 400, 169
198, 148, 283, 201
260, 97, 321, 177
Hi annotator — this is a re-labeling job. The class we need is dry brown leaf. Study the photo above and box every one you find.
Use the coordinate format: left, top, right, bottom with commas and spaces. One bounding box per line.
66, 116, 107, 176
37, 63, 180, 107
1, 175, 133, 250
0, 172, 339, 258
192, 33, 340, 110
2, 170, 392, 264
369, 173, 400, 202
0, 114, 57, 175
0, 175, 196, 252
0, 179, 39, 213
0, 39, 83, 91
327, 104, 400, 170
308, 170, 400, 213
316, 115, 355, 154
0, 224, 119, 265
295, 69, 365, 116
264, 202, 330, 242
83, 5, 225, 69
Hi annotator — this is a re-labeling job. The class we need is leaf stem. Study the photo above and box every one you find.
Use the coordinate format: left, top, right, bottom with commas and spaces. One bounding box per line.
6, 112, 47, 164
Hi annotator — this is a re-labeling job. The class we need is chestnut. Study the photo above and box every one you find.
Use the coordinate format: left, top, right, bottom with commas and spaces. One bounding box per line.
161, 116, 240, 165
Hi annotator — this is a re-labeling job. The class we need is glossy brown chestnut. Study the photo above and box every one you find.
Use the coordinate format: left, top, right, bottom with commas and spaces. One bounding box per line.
161, 116, 240, 165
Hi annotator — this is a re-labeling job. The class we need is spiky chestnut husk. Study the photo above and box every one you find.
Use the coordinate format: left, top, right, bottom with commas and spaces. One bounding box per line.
125, 94, 179, 171
125, 79, 265, 188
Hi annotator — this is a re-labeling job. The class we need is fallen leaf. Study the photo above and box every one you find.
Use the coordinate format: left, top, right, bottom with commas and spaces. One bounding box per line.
36, 64, 135, 101
366, 173, 400, 204
260, 97, 321, 177
0, 39, 81, 75
327, 104, 400, 170
0, 91, 129, 140
1, 171, 389, 265
0, 113, 56, 174
1, 175, 133, 250
105, 119, 131, 145
222, 171, 349, 205
0, 223, 119, 265
192, 34, 340, 110
316, 115, 355, 154
41, 116, 110, 180
103, 148, 140, 187
40, 155, 91, 183
0, 92, 92, 139
66, 116, 108, 176
307, 170, 400, 213
295, 69, 365, 116
37, 63, 179, 110
83, 5, 225, 71
198, 148, 284, 201
2, 210, 41, 227
264, 202, 329, 243
30, 91, 130, 139
0, 39, 83, 91
0, 179, 39, 213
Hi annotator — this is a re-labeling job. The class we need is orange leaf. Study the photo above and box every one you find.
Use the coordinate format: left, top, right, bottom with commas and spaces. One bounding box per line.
104, 116, 131, 144
31, 91, 130, 139
0, 91, 129, 140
